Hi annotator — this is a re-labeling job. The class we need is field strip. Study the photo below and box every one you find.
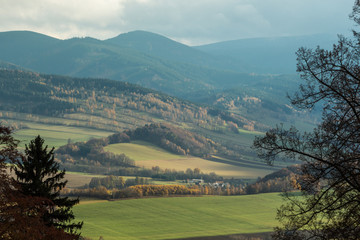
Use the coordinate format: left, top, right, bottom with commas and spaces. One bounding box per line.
82, 221, 137, 240
74, 193, 282, 239
104, 141, 273, 178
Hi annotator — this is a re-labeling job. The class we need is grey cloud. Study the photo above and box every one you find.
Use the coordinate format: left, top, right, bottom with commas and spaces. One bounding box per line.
0, 0, 355, 45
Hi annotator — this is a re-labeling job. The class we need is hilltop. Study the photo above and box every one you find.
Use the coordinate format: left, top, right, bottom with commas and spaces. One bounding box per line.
0, 30, 252, 97
0, 69, 285, 176
195, 33, 338, 74
0, 30, 320, 128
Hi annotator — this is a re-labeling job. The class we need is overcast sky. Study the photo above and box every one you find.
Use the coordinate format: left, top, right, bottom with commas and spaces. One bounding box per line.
0, 0, 356, 45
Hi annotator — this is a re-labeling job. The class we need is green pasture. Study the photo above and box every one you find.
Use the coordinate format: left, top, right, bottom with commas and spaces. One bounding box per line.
104, 140, 188, 161
74, 193, 283, 240
104, 141, 273, 178
14, 122, 113, 148
65, 171, 181, 188
192, 126, 257, 149
65, 172, 110, 188
237, 128, 264, 136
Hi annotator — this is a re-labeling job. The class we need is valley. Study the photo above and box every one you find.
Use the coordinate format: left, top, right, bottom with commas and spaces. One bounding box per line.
0, 29, 325, 239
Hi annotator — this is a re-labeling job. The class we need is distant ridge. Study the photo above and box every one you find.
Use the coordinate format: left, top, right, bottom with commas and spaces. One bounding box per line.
0, 30, 255, 96
0, 30, 330, 125
0, 60, 24, 70
195, 33, 339, 74
105, 30, 213, 66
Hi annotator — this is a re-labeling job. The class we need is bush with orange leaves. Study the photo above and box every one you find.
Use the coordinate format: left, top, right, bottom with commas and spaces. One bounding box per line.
0, 125, 79, 240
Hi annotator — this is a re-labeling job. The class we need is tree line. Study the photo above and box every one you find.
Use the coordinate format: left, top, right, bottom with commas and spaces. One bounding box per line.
56, 136, 135, 174
110, 123, 218, 157
62, 165, 300, 200
55, 123, 237, 176
0, 69, 258, 133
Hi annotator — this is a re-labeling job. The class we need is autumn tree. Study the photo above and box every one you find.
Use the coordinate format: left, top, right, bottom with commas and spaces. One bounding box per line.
0, 126, 78, 239
15, 135, 83, 236
253, 2, 360, 239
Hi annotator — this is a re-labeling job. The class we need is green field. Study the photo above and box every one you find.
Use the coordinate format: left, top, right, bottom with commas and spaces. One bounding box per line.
14, 122, 113, 148
104, 140, 188, 161
65, 172, 109, 188
74, 193, 283, 240
65, 171, 182, 188
104, 141, 272, 178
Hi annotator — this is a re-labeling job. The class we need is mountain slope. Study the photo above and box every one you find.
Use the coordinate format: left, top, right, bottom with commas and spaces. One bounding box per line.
0, 30, 307, 98
0, 69, 261, 142
0, 30, 319, 129
0, 31, 60, 61
105, 30, 214, 66
0, 30, 250, 96
0, 69, 284, 175
195, 34, 339, 74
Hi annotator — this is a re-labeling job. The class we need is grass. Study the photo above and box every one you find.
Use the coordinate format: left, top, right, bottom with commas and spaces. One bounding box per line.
65, 172, 177, 188
104, 141, 272, 178
64, 171, 182, 189
65, 172, 109, 188
14, 122, 113, 148
104, 140, 188, 161
74, 193, 283, 240
237, 128, 264, 135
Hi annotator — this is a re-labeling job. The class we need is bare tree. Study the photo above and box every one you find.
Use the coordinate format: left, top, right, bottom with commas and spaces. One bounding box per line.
253, 1, 360, 239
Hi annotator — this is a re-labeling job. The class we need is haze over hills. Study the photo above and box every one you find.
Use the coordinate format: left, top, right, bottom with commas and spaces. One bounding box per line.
0, 30, 246, 97
0, 69, 286, 176
0, 30, 337, 95
195, 33, 339, 74
0, 30, 323, 130
105, 30, 216, 66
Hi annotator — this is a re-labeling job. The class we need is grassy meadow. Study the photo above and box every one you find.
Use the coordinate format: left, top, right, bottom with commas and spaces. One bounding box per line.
64, 172, 108, 188
74, 193, 283, 240
4, 111, 275, 179
64, 172, 183, 188
13, 122, 113, 148
104, 141, 273, 178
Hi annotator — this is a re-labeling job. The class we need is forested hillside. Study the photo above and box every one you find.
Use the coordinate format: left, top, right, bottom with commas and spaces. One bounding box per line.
109, 123, 220, 157
56, 123, 233, 176
0, 30, 257, 97
195, 33, 338, 74
0, 69, 261, 132
0, 30, 321, 128
0, 69, 287, 175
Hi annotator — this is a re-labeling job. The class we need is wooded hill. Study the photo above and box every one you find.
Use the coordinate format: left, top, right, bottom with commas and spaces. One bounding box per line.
1, 69, 275, 168
0, 69, 259, 132
55, 123, 230, 177
109, 123, 219, 157
0, 30, 257, 97
0, 30, 322, 128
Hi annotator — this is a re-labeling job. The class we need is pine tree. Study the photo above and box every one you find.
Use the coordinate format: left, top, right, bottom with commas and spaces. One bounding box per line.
15, 135, 83, 235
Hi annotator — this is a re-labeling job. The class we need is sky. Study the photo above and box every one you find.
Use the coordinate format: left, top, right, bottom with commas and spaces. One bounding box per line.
0, 0, 356, 46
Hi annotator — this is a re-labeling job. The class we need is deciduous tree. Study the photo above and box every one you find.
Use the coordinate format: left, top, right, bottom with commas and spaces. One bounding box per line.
0, 126, 77, 239
254, 2, 360, 239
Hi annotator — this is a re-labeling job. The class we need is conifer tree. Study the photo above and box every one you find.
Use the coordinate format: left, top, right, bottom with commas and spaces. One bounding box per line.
15, 135, 83, 235
0, 127, 78, 239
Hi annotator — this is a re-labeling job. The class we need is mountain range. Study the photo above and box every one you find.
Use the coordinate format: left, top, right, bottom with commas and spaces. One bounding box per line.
0, 30, 330, 175
0, 30, 332, 127
0, 30, 338, 95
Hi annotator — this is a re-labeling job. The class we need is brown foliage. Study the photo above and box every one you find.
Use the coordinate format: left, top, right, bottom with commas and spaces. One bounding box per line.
0, 125, 79, 239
